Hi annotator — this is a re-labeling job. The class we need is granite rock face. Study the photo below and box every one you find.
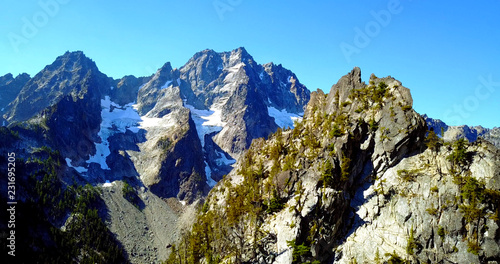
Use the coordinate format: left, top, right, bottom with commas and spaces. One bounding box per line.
336, 139, 500, 264
174, 68, 500, 264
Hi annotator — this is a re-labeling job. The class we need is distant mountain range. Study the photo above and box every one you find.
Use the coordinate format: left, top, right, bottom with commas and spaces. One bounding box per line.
1, 48, 309, 202
423, 114, 500, 148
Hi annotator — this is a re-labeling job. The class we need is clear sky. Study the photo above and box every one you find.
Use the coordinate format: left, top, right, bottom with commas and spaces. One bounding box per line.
1, 0, 499, 128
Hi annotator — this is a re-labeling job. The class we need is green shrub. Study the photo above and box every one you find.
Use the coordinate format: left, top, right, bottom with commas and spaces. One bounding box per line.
401, 105, 412, 111
385, 251, 405, 264
425, 130, 441, 152
340, 156, 351, 182
341, 101, 351, 107
320, 159, 335, 188
406, 227, 418, 255
467, 239, 480, 255
426, 204, 438, 216
266, 189, 284, 214
437, 226, 445, 239
330, 123, 343, 137
369, 118, 378, 131
447, 138, 468, 166
122, 181, 140, 208
287, 239, 310, 262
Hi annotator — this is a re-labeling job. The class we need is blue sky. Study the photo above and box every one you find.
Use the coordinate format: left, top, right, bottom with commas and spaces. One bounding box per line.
1, 0, 499, 128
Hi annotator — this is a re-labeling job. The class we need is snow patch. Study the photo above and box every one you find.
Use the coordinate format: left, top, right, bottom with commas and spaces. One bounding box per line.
161, 80, 173, 89
176, 78, 181, 86
103, 180, 113, 188
127, 126, 140, 133
110, 86, 114, 90
227, 62, 244, 73
185, 104, 226, 147
287, 76, 292, 83
65, 158, 88, 173
204, 161, 217, 187
138, 115, 176, 129
267, 106, 302, 129
1, 108, 4, 112
215, 150, 236, 166
259, 71, 265, 80
87, 96, 142, 170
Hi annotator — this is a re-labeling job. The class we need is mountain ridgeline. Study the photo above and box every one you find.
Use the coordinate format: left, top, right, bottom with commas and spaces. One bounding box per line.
0, 48, 309, 262
0, 49, 499, 264
424, 114, 500, 149
167, 68, 500, 263
2, 48, 309, 202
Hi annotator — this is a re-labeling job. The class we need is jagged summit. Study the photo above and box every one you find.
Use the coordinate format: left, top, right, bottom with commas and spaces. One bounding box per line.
48, 50, 98, 70
133, 47, 310, 199
5, 51, 109, 123
1, 47, 309, 202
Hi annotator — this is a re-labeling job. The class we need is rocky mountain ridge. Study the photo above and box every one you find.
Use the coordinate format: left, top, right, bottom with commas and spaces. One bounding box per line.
168, 68, 500, 264
1, 48, 309, 202
424, 114, 500, 149
0, 48, 309, 262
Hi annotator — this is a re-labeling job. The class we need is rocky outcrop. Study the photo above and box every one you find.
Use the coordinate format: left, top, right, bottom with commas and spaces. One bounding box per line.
177, 47, 310, 159
2, 52, 115, 171
128, 108, 207, 202
110, 75, 150, 106
170, 68, 500, 264
169, 68, 440, 263
337, 139, 500, 263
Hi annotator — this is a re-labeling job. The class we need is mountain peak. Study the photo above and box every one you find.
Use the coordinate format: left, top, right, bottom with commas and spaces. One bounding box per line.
0, 73, 13, 82
193, 49, 218, 59
46, 50, 99, 74
229, 46, 253, 63
158, 61, 173, 73
5, 50, 109, 123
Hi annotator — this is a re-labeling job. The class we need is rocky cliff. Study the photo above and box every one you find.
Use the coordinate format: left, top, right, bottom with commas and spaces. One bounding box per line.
169, 68, 500, 264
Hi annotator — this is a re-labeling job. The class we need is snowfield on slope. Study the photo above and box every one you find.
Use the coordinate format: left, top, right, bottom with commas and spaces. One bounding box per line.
267, 106, 302, 129
87, 96, 142, 170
